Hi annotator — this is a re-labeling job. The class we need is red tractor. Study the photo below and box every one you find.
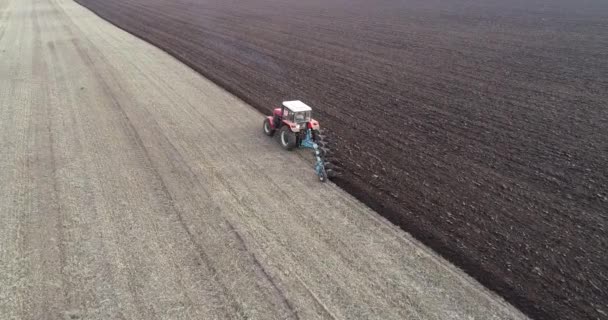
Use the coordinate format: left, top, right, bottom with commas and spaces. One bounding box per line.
263, 100, 334, 181
263, 100, 320, 149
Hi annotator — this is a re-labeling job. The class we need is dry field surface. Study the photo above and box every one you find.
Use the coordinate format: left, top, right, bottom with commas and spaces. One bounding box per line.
73, 0, 608, 319
0, 0, 529, 318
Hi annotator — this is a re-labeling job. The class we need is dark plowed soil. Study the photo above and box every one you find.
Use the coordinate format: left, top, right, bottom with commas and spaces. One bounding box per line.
75, 0, 608, 318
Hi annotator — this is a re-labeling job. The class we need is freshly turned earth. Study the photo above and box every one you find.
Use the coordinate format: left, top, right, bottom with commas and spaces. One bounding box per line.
75, 0, 608, 318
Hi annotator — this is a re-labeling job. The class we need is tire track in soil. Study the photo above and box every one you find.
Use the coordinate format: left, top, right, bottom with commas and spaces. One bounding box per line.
60, 8, 301, 317
66, 31, 243, 318
22, 3, 67, 317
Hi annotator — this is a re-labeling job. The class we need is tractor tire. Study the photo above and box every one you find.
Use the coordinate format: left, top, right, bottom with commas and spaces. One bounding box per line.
279, 126, 296, 150
263, 119, 275, 136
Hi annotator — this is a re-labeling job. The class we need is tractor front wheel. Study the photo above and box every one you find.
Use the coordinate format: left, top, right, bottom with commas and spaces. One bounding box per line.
279, 126, 296, 150
263, 119, 275, 136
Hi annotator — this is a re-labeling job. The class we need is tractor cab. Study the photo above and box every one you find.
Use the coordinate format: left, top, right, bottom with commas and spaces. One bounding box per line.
273, 100, 312, 130
265, 100, 320, 145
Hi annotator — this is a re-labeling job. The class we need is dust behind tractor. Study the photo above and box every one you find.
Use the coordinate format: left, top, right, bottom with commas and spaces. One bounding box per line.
263, 100, 336, 182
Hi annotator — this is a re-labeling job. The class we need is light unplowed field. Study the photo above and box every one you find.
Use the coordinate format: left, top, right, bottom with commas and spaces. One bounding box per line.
74, 0, 608, 318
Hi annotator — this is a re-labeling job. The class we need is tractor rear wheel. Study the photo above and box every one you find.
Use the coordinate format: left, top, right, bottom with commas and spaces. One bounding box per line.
279, 126, 296, 150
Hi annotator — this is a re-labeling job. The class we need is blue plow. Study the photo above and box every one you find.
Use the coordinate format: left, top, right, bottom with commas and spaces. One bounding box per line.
300, 129, 328, 182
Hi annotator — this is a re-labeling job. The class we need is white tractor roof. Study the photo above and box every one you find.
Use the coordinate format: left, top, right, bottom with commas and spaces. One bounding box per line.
282, 100, 312, 112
